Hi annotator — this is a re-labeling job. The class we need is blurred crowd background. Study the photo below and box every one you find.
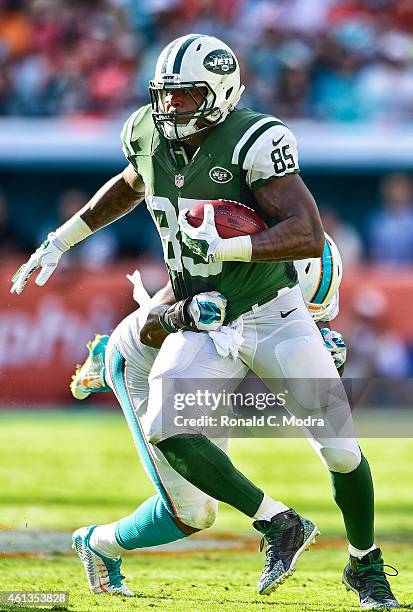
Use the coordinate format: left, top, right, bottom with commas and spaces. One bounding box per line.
1, 0, 413, 121
2, 0, 413, 392
1, 0, 413, 260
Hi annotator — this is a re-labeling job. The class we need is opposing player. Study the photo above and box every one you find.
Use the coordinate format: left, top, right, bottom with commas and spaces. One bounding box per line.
11, 34, 398, 608
295, 233, 347, 373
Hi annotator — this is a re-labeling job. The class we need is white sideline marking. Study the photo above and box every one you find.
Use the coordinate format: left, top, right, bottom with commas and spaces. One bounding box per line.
0, 530, 248, 555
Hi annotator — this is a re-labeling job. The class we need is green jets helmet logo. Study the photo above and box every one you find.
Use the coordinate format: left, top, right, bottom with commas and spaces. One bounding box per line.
203, 49, 236, 74
209, 166, 233, 183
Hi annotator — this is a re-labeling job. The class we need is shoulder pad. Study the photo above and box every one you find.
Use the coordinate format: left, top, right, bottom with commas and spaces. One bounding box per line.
230, 111, 289, 168
121, 105, 154, 159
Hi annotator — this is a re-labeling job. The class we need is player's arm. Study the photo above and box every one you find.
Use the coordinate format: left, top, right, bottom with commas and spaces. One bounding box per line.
139, 283, 175, 348
250, 175, 324, 261
81, 165, 145, 231
178, 123, 324, 263
140, 283, 228, 349
242, 123, 325, 261
11, 165, 144, 294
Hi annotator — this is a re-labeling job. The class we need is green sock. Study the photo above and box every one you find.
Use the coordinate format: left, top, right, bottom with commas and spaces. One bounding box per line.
331, 454, 374, 550
157, 435, 264, 517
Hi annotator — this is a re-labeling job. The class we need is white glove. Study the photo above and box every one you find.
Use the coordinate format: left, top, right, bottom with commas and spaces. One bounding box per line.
10, 235, 66, 294
320, 328, 347, 369
178, 204, 222, 262
187, 291, 227, 331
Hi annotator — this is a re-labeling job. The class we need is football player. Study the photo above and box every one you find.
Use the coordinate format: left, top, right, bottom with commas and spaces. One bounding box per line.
66, 240, 345, 597
11, 35, 398, 608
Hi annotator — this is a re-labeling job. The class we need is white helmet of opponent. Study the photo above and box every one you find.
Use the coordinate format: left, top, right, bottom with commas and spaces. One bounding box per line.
295, 233, 343, 320
149, 34, 245, 141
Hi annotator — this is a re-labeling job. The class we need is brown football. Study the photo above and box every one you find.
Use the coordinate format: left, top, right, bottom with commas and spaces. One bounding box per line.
186, 200, 267, 239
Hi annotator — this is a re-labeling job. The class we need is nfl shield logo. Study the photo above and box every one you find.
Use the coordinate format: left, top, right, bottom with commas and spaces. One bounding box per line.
175, 174, 184, 188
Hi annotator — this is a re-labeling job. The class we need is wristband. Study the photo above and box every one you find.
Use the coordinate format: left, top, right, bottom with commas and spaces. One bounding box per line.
49, 215, 92, 252
158, 299, 192, 333
213, 235, 252, 262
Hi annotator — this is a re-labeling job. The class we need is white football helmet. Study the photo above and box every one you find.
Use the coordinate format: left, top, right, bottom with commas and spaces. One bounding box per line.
149, 34, 245, 141
295, 233, 343, 320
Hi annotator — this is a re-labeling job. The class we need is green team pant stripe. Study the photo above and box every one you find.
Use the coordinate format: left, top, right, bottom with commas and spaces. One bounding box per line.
237, 120, 286, 170
172, 35, 202, 74
231, 117, 286, 165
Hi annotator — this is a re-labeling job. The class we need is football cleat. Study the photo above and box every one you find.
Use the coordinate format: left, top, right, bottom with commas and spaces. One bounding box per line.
72, 525, 133, 596
70, 334, 110, 400
253, 509, 319, 595
342, 548, 399, 609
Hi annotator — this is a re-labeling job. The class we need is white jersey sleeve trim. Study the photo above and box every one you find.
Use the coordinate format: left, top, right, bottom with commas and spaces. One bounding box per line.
231, 117, 278, 165
245, 124, 299, 188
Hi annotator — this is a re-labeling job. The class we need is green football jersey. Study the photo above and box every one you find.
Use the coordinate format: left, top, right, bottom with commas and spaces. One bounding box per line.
121, 104, 299, 323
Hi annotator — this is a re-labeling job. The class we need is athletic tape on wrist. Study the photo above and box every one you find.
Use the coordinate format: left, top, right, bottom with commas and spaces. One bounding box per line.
51, 215, 92, 251
213, 235, 252, 262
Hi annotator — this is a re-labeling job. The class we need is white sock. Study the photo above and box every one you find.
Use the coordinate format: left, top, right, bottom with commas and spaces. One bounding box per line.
348, 543, 377, 559
254, 493, 289, 522
89, 522, 125, 559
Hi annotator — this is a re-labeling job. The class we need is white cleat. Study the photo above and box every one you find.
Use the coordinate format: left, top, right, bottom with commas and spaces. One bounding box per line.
72, 525, 133, 596
70, 334, 110, 400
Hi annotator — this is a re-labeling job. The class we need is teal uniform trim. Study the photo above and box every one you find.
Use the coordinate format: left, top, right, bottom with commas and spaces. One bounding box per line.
108, 347, 175, 516
312, 238, 333, 305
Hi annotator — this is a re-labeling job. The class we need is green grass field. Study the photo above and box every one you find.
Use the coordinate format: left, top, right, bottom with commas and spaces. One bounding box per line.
1, 410, 412, 610
2, 549, 412, 611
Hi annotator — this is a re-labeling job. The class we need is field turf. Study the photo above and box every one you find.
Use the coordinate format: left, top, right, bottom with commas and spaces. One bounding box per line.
1, 410, 412, 610
2, 549, 412, 611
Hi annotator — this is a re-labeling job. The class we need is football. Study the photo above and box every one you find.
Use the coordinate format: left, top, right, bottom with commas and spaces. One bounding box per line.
186, 199, 268, 239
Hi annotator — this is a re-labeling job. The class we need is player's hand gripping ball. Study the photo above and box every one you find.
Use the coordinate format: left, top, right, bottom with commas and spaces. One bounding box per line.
178, 200, 267, 262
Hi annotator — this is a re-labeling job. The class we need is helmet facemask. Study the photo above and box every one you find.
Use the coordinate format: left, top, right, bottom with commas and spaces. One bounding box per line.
149, 80, 221, 141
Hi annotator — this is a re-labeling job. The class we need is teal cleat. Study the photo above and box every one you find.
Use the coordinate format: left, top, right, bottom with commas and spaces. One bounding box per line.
70, 334, 110, 400
72, 525, 133, 596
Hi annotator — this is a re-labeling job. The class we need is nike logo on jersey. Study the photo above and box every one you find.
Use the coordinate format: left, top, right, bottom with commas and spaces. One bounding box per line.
280, 308, 298, 318
272, 135, 285, 147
